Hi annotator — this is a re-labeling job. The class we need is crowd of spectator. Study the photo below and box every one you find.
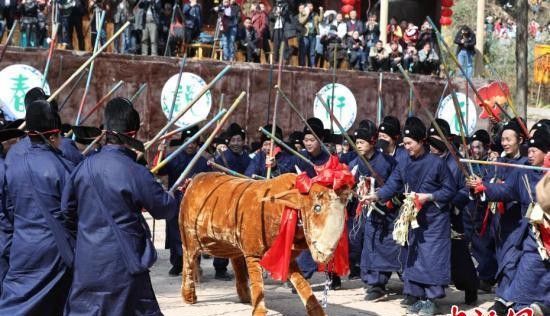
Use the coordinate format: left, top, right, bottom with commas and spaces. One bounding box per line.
0, 0, 446, 75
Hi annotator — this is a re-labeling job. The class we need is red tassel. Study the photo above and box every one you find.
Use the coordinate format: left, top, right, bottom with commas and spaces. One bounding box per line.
151, 151, 161, 168
260, 207, 298, 282
386, 200, 394, 209
539, 224, 550, 257
479, 205, 491, 237
413, 194, 423, 212
497, 202, 505, 215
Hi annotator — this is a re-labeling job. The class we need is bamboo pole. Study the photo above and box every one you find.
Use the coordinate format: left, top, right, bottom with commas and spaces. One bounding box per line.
259, 127, 314, 167
266, 43, 285, 179
169, 92, 246, 193
315, 93, 385, 185
130, 83, 148, 103
0, 20, 18, 64
79, 80, 125, 125
208, 160, 251, 179
460, 159, 550, 172
58, 68, 89, 112
146, 65, 232, 151
42, 23, 59, 88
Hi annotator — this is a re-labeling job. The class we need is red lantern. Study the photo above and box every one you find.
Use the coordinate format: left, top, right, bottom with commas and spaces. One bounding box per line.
341, 0, 355, 6
341, 4, 354, 15
440, 16, 452, 26
441, 8, 453, 17
441, 0, 454, 7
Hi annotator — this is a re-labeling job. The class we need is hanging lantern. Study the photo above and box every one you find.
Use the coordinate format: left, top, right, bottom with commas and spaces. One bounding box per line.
441, 0, 454, 7
341, 0, 356, 6
440, 16, 452, 26
441, 8, 453, 17
341, 4, 354, 14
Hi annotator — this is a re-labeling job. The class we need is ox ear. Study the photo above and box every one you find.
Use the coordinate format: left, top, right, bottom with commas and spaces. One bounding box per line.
261, 189, 303, 209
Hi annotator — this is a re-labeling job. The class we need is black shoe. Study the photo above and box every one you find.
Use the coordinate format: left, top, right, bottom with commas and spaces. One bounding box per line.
465, 290, 478, 305
214, 271, 233, 281
202, 254, 211, 259
489, 300, 508, 316
330, 275, 341, 290
348, 267, 361, 280
168, 265, 182, 276
479, 279, 494, 293
400, 295, 419, 307
365, 286, 386, 301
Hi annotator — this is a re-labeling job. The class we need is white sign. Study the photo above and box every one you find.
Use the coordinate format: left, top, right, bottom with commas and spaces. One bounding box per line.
0, 64, 50, 121
313, 83, 357, 134
160, 72, 212, 128
437, 92, 477, 136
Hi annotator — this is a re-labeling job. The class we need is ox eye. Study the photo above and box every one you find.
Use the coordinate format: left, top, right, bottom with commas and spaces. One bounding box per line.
313, 205, 322, 213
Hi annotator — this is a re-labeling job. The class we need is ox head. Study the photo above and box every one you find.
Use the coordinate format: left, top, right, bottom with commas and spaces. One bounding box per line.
264, 157, 355, 264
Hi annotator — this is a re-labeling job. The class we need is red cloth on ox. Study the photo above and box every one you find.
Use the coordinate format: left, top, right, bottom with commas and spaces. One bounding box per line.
259, 207, 298, 282
261, 155, 355, 280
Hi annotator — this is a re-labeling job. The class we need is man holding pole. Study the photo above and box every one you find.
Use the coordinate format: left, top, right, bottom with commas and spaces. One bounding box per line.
156, 126, 211, 277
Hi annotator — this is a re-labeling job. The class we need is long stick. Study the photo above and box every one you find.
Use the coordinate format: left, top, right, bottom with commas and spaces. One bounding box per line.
42, 23, 59, 88
59, 68, 89, 112
330, 44, 337, 133
163, 3, 178, 57
169, 91, 246, 193
146, 65, 232, 151
266, 42, 285, 179
82, 131, 106, 155
75, 10, 106, 126
277, 86, 330, 154
460, 159, 550, 172
259, 127, 314, 167
316, 93, 385, 185
377, 72, 383, 125
266, 52, 274, 124
79, 80, 124, 124
208, 160, 251, 179
150, 109, 227, 174
426, 17, 500, 123
45, 22, 131, 104
0, 20, 18, 64
130, 83, 148, 103
397, 64, 471, 178
156, 56, 187, 164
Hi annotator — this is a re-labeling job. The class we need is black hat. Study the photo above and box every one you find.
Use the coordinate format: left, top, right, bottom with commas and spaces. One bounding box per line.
379, 121, 400, 138
471, 129, 490, 145
250, 141, 261, 153
170, 125, 200, 146
288, 131, 304, 145
26, 100, 61, 134
383, 116, 401, 129
427, 118, 451, 138
530, 119, 550, 135
359, 119, 377, 130
303, 118, 325, 141
260, 124, 283, 144
501, 118, 524, 138
104, 97, 140, 134
354, 125, 378, 143
326, 133, 343, 145
213, 132, 228, 146
528, 129, 550, 153
402, 117, 426, 142
24, 87, 47, 109
226, 122, 246, 140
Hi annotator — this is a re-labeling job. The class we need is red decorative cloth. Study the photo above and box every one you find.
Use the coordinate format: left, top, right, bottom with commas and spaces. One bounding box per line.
413, 194, 423, 212
260, 155, 355, 280
259, 207, 298, 282
539, 224, 550, 257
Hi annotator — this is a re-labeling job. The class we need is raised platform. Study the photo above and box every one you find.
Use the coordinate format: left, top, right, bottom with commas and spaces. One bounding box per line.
0, 47, 487, 149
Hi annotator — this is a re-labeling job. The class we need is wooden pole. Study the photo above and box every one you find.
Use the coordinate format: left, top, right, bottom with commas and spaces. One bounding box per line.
208, 160, 251, 179
42, 23, 59, 88
259, 127, 315, 167
0, 20, 18, 64
379, 0, 389, 44
266, 43, 285, 179
130, 83, 148, 103
169, 91, 246, 193
79, 80, 125, 124
145, 65, 231, 151
474, 0, 485, 77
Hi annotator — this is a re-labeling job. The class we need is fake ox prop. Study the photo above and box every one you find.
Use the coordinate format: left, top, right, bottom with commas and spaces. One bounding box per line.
179, 157, 354, 316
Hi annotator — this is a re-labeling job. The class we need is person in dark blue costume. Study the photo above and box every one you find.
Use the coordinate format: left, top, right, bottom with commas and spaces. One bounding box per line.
62, 98, 179, 316
468, 129, 499, 292
364, 117, 456, 316
470, 119, 529, 314
156, 126, 211, 277
0, 100, 75, 315
376, 116, 408, 165
466, 128, 549, 316
212, 122, 251, 280
348, 125, 398, 301
426, 119, 479, 305
244, 124, 296, 178
294, 118, 341, 288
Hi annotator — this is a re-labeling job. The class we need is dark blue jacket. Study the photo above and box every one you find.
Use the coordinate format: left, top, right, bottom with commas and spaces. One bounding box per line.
215, 149, 251, 175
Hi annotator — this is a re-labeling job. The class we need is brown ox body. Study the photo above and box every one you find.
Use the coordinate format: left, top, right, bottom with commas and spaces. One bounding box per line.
180, 172, 348, 316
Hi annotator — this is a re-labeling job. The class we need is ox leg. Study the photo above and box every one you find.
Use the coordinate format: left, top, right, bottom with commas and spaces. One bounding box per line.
245, 256, 268, 315
182, 248, 199, 304
232, 256, 251, 303
288, 259, 327, 316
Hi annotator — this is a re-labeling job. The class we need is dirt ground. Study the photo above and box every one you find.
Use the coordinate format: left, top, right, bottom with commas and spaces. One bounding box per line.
146, 216, 495, 316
